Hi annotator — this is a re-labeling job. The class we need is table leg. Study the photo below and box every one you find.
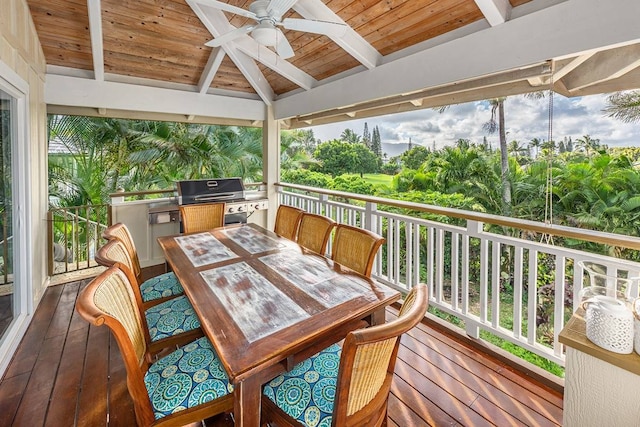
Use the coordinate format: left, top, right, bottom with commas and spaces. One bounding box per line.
370, 307, 387, 326
233, 376, 262, 427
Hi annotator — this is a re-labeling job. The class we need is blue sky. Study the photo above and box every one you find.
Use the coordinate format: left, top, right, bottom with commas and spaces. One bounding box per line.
304, 93, 640, 158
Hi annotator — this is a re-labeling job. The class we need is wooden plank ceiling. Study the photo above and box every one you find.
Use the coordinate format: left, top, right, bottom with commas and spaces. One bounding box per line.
26, 0, 528, 97
25, 0, 640, 123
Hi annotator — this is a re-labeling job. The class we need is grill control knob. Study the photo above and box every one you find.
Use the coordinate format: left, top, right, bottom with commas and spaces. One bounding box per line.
237, 205, 244, 212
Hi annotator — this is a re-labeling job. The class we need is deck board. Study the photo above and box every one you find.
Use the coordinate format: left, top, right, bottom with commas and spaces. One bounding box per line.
0, 279, 563, 426
76, 325, 110, 427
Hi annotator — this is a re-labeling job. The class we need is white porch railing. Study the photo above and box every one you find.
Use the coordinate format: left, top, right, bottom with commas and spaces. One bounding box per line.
277, 183, 640, 366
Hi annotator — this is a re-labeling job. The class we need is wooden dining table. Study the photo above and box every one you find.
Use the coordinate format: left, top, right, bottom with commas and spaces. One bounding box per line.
157, 223, 400, 427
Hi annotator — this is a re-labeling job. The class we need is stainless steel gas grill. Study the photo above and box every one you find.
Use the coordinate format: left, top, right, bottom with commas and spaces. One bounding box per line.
177, 178, 248, 224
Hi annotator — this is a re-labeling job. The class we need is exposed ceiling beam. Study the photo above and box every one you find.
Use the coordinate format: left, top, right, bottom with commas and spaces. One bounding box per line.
528, 54, 594, 86
554, 66, 640, 97
223, 46, 275, 105
562, 44, 640, 92
474, 0, 512, 26
44, 74, 265, 121
553, 54, 596, 81
188, 1, 274, 104
288, 80, 544, 129
275, 0, 640, 120
86, 0, 104, 81
189, 0, 316, 99
47, 105, 259, 127
233, 38, 317, 90
294, 63, 550, 122
293, 0, 381, 70
198, 47, 226, 94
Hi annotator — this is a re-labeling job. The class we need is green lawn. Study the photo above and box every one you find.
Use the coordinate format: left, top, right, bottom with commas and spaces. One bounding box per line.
346, 173, 393, 187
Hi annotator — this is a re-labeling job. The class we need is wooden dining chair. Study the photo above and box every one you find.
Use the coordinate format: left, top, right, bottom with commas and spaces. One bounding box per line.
102, 222, 183, 303
331, 224, 385, 277
262, 285, 429, 427
296, 213, 336, 255
95, 239, 202, 349
76, 266, 233, 427
274, 204, 304, 240
179, 202, 226, 233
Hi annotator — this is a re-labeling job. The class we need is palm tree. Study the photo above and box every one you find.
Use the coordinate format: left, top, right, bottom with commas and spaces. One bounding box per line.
575, 134, 601, 157
529, 137, 542, 159
508, 140, 529, 162
48, 115, 114, 205
339, 128, 361, 144
603, 90, 640, 123
280, 129, 314, 171
484, 97, 511, 215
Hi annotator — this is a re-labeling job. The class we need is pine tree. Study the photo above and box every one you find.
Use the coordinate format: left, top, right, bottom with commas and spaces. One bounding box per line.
362, 122, 371, 148
408, 137, 413, 151
371, 126, 382, 158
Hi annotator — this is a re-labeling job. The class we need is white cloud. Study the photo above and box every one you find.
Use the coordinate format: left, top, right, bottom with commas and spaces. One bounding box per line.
305, 93, 640, 153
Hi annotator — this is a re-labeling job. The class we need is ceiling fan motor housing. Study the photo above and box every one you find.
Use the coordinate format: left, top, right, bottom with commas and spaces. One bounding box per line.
250, 1, 279, 46
252, 22, 278, 46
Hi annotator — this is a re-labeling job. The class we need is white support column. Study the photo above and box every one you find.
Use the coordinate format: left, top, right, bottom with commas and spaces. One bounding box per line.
262, 106, 280, 230
364, 202, 377, 233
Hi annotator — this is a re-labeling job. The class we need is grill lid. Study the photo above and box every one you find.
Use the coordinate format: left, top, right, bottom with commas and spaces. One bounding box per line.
176, 178, 245, 205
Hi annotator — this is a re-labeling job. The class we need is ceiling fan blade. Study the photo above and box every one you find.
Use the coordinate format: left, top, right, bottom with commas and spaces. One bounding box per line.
203, 0, 257, 19
281, 18, 348, 37
275, 30, 295, 59
205, 24, 255, 47
267, 0, 299, 20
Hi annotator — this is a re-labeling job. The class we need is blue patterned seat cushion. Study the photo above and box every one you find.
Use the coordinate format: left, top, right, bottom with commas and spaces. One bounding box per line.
144, 336, 233, 420
140, 272, 184, 303
145, 295, 201, 342
263, 343, 342, 427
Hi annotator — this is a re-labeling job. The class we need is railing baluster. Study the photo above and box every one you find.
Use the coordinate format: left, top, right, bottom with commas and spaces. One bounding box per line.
386, 218, 394, 282
405, 221, 413, 289
451, 232, 459, 311
393, 219, 401, 285
426, 226, 434, 300
85, 206, 90, 269
528, 249, 538, 346
479, 237, 489, 323
513, 247, 524, 339
413, 223, 420, 291
376, 214, 383, 278
554, 255, 566, 358
491, 241, 500, 329
435, 228, 444, 304
48, 204, 109, 277
276, 184, 640, 366
461, 233, 470, 317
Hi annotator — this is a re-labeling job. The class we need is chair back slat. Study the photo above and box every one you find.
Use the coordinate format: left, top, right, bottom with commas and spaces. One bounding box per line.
179, 203, 226, 233
103, 223, 141, 278
334, 285, 428, 425
76, 267, 157, 425
347, 337, 397, 416
93, 269, 148, 365
96, 239, 137, 280
296, 213, 336, 255
77, 267, 148, 367
274, 205, 304, 241
331, 224, 385, 277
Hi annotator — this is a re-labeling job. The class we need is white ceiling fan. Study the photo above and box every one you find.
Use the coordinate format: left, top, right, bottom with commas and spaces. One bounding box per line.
204, 0, 348, 59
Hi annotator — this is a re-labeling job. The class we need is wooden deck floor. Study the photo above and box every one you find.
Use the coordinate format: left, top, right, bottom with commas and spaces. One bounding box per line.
0, 279, 563, 426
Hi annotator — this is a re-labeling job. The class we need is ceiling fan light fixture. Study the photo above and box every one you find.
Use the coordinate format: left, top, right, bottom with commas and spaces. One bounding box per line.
251, 22, 278, 46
